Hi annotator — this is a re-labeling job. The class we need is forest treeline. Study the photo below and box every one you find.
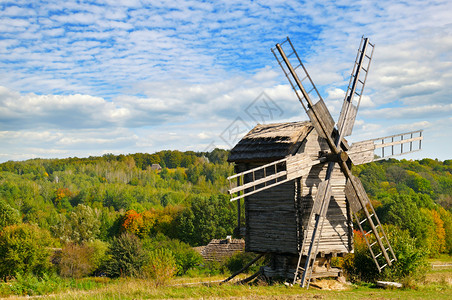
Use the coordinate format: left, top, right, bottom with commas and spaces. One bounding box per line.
0, 149, 451, 283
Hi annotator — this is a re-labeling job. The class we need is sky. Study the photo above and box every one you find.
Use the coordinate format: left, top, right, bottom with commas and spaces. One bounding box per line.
0, 0, 451, 163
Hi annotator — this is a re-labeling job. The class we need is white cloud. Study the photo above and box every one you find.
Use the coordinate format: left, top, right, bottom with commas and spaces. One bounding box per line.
361, 103, 452, 120
0, 0, 451, 161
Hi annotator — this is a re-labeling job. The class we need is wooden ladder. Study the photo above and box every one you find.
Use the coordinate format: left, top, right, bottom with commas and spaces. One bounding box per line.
353, 202, 397, 271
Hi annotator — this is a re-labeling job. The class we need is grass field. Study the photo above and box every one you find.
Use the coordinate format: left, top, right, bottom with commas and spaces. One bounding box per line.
2, 259, 452, 299
9, 275, 450, 300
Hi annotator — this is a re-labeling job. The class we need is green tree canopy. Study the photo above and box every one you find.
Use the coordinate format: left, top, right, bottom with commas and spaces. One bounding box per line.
0, 223, 55, 281
0, 200, 21, 230
52, 204, 101, 244
176, 194, 235, 246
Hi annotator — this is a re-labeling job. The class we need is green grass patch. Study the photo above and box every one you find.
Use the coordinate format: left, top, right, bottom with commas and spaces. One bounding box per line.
428, 254, 452, 264
2, 256, 452, 299
0, 275, 112, 297
30, 276, 452, 300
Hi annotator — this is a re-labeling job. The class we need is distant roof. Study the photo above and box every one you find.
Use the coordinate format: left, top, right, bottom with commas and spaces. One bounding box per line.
228, 121, 313, 163
194, 238, 245, 262
151, 163, 162, 170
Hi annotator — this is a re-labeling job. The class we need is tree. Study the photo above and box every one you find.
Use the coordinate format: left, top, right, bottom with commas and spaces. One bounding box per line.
206, 148, 229, 164
52, 204, 100, 244
420, 208, 446, 257
386, 165, 407, 184
378, 194, 426, 240
0, 200, 21, 230
121, 209, 144, 236
0, 224, 54, 281
58, 243, 95, 278
437, 206, 452, 254
176, 194, 235, 246
164, 151, 183, 169
58, 239, 108, 278
104, 233, 148, 278
406, 170, 433, 195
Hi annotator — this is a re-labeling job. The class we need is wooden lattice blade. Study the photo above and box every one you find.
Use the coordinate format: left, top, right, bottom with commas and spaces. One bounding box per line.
348, 129, 423, 165
337, 37, 374, 138
228, 154, 323, 201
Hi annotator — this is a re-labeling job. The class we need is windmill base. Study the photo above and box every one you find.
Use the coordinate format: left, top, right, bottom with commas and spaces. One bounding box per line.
262, 253, 343, 282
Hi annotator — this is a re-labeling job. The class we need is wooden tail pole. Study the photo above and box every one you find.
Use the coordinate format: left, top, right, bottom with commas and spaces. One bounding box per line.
221, 253, 266, 284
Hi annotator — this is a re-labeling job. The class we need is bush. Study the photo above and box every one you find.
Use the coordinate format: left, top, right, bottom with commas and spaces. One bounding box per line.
86, 239, 109, 274
58, 241, 108, 278
104, 233, 148, 278
223, 251, 263, 274
342, 225, 428, 283
380, 225, 429, 282
143, 248, 177, 286
143, 234, 203, 275
191, 260, 223, 277
0, 224, 55, 281
4, 273, 64, 296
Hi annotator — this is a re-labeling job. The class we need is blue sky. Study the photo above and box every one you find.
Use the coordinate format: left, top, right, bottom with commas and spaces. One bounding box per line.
0, 0, 451, 162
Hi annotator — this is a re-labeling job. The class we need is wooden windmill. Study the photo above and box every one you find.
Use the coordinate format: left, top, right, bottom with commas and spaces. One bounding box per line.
227, 37, 423, 287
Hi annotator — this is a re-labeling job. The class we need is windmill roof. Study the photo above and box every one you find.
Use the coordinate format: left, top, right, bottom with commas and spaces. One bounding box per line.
228, 121, 313, 163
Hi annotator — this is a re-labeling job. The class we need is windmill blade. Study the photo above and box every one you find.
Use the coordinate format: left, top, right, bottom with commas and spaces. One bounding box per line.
272, 38, 335, 140
272, 37, 397, 287
344, 175, 369, 214
348, 129, 423, 165
298, 162, 337, 287
312, 180, 333, 217
337, 37, 375, 137
228, 154, 323, 201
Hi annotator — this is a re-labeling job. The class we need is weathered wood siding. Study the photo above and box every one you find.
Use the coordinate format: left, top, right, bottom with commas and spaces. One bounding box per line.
246, 180, 298, 253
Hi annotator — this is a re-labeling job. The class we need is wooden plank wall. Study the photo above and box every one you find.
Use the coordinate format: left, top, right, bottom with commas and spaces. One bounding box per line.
244, 162, 298, 253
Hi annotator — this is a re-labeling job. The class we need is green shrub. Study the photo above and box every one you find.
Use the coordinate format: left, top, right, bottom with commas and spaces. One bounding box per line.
143, 248, 177, 286
104, 233, 148, 278
342, 225, 428, 283
5, 273, 63, 296
223, 251, 262, 274
380, 225, 429, 282
201, 260, 223, 276
85, 239, 109, 273
143, 234, 203, 275
0, 274, 109, 296
0, 223, 55, 281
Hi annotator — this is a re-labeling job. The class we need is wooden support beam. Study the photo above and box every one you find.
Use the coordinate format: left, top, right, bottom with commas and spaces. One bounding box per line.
221, 253, 265, 284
